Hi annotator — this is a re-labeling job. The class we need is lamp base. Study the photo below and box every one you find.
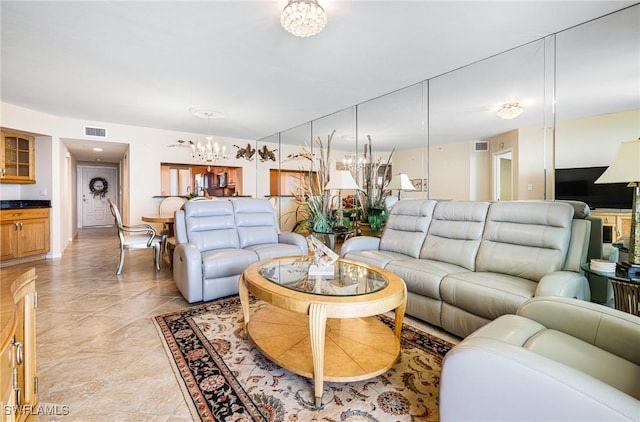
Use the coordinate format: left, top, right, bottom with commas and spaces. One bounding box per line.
630, 185, 640, 265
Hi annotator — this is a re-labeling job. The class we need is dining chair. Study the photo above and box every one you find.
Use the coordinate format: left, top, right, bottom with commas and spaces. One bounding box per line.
107, 198, 162, 275
158, 196, 186, 267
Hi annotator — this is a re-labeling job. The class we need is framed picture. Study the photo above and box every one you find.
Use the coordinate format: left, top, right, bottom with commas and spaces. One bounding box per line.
411, 178, 422, 192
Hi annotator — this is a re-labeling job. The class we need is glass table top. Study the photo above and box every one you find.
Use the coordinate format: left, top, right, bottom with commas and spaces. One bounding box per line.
258, 257, 389, 297
581, 263, 640, 284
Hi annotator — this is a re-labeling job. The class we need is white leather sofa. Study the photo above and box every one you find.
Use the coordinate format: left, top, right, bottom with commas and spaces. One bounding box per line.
173, 198, 308, 303
440, 296, 640, 421
341, 199, 592, 337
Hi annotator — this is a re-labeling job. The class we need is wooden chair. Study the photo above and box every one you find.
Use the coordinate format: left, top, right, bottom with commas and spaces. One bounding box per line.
107, 198, 162, 275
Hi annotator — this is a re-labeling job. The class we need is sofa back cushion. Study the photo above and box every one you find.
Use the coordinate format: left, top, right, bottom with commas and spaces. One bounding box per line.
421, 201, 490, 270
232, 198, 280, 248
183, 199, 239, 251
379, 199, 437, 258
476, 201, 574, 281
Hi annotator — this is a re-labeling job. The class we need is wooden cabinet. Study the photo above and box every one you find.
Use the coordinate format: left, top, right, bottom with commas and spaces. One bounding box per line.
0, 209, 50, 261
0, 131, 35, 184
1, 267, 37, 421
591, 211, 632, 243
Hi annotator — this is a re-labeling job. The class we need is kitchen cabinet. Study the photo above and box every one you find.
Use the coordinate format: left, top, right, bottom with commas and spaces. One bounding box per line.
0, 209, 50, 262
0, 131, 35, 184
1, 267, 37, 421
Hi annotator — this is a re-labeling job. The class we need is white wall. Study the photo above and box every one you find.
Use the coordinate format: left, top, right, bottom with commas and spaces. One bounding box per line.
1, 102, 257, 259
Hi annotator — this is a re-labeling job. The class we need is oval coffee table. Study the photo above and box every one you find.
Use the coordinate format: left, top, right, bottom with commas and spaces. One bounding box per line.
239, 256, 407, 407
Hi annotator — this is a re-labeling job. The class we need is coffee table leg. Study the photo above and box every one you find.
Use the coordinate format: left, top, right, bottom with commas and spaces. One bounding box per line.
309, 303, 327, 407
238, 273, 250, 337
394, 283, 408, 340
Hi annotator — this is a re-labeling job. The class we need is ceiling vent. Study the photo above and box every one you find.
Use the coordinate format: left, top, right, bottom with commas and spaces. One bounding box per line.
83, 126, 107, 138
474, 141, 489, 152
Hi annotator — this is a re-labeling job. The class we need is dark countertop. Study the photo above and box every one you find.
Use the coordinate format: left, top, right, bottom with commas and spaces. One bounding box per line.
0, 200, 51, 210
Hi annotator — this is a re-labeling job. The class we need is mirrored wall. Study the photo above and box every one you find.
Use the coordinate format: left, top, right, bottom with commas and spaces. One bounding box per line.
254, 5, 638, 228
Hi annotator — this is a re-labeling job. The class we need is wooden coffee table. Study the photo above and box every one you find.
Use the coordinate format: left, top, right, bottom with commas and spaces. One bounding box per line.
239, 257, 407, 407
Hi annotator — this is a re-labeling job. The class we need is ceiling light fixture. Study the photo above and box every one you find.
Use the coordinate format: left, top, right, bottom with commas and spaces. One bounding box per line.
497, 102, 524, 119
281, 0, 327, 38
190, 110, 228, 164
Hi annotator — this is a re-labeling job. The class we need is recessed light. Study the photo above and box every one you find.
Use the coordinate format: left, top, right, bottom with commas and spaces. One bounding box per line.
93, 147, 103, 152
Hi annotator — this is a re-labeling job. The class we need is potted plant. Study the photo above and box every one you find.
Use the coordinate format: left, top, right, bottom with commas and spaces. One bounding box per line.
358, 135, 395, 235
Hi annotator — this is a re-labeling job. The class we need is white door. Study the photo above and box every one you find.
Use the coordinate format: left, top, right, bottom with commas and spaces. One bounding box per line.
81, 167, 117, 227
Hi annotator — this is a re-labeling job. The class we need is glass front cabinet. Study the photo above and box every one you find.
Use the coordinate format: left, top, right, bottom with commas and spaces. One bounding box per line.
1, 130, 35, 184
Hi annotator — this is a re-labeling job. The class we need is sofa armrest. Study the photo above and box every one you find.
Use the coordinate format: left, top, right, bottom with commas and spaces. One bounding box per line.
535, 271, 591, 300
339, 236, 381, 257
172, 243, 204, 303
440, 337, 640, 422
517, 296, 640, 366
278, 232, 309, 255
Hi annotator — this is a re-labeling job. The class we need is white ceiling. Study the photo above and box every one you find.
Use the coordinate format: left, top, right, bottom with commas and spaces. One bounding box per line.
1, 1, 638, 162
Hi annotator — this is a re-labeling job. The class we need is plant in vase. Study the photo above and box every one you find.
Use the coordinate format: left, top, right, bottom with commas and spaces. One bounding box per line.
286, 130, 337, 235
358, 135, 395, 234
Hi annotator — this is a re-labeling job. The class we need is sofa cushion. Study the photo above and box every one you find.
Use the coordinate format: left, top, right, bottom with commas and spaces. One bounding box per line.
379, 199, 436, 258
233, 198, 280, 248
420, 201, 490, 270
244, 243, 304, 260
184, 200, 239, 251
342, 250, 411, 269
201, 248, 258, 279
386, 258, 470, 300
476, 201, 574, 281
440, 271, 537, 321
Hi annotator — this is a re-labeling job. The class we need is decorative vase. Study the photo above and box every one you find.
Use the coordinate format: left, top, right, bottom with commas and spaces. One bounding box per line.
367, 207, 387, 232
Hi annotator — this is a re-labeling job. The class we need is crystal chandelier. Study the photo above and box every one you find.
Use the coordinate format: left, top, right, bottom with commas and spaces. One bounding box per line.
281, 0, 327, 38
497, 102, 524, 119
191, 111, 228, 163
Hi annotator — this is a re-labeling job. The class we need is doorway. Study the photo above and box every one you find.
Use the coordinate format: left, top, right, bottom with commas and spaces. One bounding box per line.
79, 166, 118, 227
493, 150, 513, 201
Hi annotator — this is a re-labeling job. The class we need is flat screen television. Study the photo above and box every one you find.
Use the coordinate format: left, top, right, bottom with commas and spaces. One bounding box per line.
555, 166, 633, 210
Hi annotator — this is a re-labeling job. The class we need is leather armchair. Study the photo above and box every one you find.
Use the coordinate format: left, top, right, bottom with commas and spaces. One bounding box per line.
440, 296, 640, 421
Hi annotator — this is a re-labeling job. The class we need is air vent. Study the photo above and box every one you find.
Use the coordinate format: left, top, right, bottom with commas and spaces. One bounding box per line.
83, 126, 107, 138
474, 141, 488, 152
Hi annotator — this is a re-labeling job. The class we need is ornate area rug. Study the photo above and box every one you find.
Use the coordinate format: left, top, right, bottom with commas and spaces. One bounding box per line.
154, 295, 455, 422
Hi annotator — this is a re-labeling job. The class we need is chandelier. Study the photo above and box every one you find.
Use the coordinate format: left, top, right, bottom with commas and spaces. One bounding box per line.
191, 111, 228, 163
281, 0, 327, 38
497, 102, 524, 120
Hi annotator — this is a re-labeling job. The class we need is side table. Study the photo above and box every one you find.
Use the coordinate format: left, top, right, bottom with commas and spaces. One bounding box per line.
581, 263, 640, 316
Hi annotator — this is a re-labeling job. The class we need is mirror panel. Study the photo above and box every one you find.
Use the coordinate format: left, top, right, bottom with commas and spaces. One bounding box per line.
428, 39, 548, 201
356, 83, 427, 199
555, 5, 640, 174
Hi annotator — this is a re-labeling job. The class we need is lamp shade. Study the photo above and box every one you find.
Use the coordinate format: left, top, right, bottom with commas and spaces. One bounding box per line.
594, 139, 640, 184
386, 173, 416, 191
324, 170, 361, 191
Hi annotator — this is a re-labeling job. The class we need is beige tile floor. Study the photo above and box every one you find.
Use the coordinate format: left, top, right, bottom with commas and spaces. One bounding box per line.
9, 227, 458, 421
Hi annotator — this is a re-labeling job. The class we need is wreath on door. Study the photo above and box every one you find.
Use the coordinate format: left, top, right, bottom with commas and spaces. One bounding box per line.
89, 177, 109, 198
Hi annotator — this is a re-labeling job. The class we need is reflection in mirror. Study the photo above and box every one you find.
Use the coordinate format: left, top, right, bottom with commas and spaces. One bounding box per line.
357, 83, 427, 199
554, 5, 640, 208
428, 39, 548, 200
160, 163, 244, 198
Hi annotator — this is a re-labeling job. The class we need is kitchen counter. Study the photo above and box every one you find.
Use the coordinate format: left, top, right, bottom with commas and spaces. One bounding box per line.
0, 200, 51, 209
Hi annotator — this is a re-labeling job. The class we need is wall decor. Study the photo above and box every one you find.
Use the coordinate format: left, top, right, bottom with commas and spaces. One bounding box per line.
234, 143, 256, 161
258, 145, 278, 162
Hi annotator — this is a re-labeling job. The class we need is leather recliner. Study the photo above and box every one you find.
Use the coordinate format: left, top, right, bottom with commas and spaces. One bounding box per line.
172, 198, 308, 303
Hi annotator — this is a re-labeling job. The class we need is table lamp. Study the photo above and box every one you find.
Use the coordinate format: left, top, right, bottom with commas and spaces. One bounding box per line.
386, 173, 416, 199
324, 170, 361, 229
595, 139, 640, 267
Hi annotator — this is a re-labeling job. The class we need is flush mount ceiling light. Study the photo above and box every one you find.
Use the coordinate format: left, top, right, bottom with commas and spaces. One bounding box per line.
497, 102, 524, 119
281, 0, 327, 38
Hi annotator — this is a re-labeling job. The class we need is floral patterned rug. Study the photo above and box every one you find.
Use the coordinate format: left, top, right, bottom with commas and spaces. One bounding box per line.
154, 295, 454, 422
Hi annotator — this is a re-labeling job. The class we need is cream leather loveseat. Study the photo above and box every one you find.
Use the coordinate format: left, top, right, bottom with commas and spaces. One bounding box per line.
440, 296, 640, 421
173, 198, 308, 303
340, 199, 592, 337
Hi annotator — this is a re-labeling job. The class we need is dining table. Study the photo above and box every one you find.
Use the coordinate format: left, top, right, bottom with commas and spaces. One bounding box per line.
142, 214, 176, 267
